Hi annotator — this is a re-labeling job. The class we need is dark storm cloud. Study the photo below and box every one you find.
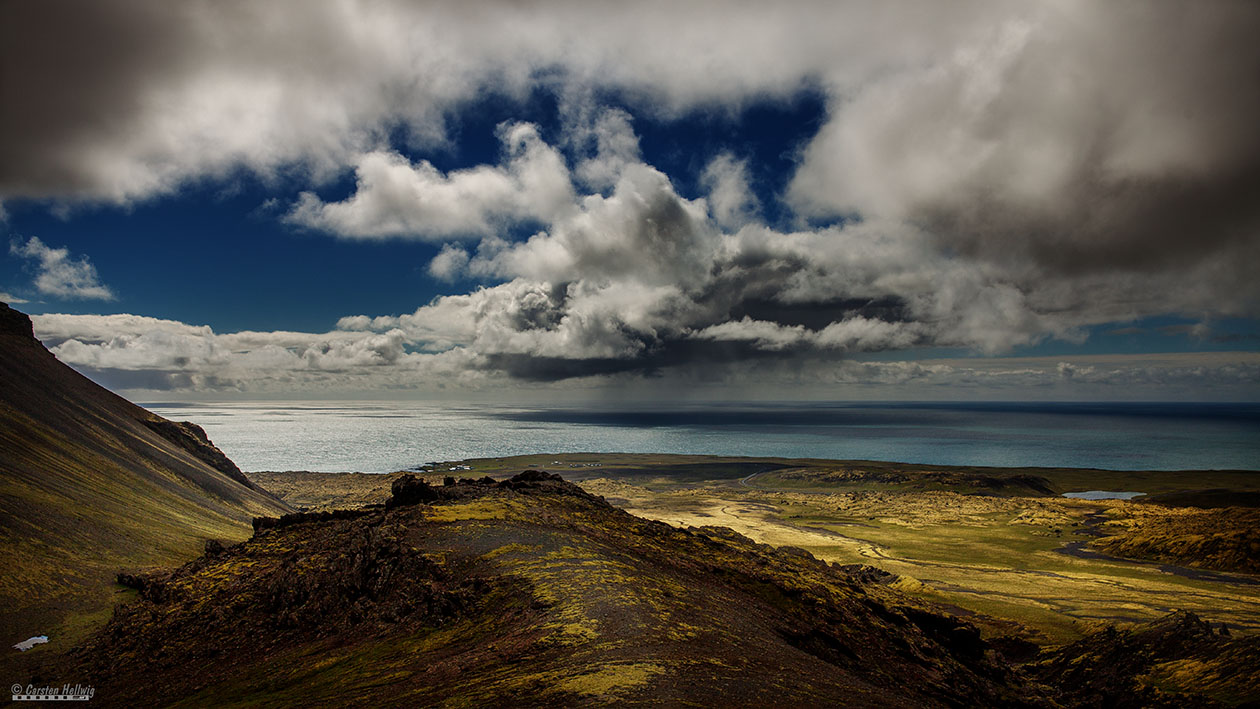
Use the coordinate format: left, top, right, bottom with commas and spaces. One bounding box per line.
789, 2, 1260, 287
0, 1, 1125, 203
0, 1, 197, 197
481, 339, 817, 382
727, 297, 910, 332
6, 1, 1260, 391
921, 160, 1260, 277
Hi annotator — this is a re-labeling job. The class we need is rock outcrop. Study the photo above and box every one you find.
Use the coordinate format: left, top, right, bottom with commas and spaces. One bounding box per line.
1034, 610, 1260, 707
67, 473, 1049, 707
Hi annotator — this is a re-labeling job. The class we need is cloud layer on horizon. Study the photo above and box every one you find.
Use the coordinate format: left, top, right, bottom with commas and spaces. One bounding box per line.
4, 1, 1259, 392
29, 310, 1260, 399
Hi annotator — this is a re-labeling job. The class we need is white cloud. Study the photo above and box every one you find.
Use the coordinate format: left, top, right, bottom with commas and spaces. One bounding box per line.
31, 312, 486, 392
0, 0, 895, 201
815, 317, 920, 352
314, 121, 1257, 382
9, 237, 114, 300
28, 310, 1259, 399
427, 244, 471, 281
571, 108, 642, 191
10, 1, 1255, 221
5, 1, 1259, 393
286, 123, 574, 239
690, 316, 920, 353
701, 153, 759, 230
32, 312, 211, 343
691, 318, 808, 351
0, 292, 29, 304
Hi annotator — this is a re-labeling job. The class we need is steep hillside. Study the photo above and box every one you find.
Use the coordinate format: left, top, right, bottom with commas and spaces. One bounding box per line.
0, 303, 289, 666
1095, 506, 1260, 574
67, 472, 1044, 707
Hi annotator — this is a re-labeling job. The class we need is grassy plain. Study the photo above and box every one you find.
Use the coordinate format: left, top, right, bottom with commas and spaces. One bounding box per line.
589, 480, 1260, 643
249, 453, 1260, 646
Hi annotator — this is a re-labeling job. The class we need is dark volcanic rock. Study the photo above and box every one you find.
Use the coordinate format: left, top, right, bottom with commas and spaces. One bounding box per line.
1035, 610, 1260, 707
1093, 506, 1260, 575
497, 469, 564, 489
902, 607, 986, 661
385, 471, 579, 510
834, 564, 899, 586
0, 301, 35, 338
66, 466, 1258, 707
115, 570, 173, 603
506, 469, 560, 483
387, 473, 444, 508
66, 476, 1053, 707
253, 507, 376, 531
79, 513, 494, 698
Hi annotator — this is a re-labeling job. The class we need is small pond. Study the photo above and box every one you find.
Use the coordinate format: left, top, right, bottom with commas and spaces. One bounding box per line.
1062, 491, 1145, 500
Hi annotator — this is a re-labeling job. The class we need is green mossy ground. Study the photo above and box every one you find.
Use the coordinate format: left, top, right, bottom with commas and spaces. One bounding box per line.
14, 439, 1260, 705
61, 476, 1047, 707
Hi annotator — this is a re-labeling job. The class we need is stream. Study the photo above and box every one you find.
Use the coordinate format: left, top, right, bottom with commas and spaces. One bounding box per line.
1054, 509, 1260, 587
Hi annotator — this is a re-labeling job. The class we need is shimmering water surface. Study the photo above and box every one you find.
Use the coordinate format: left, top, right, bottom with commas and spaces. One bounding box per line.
141, 401, 1260, 474
1061, 491, 1147, 500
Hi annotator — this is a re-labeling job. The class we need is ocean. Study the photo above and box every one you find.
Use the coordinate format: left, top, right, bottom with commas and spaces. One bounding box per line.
139, 401, 1260, 474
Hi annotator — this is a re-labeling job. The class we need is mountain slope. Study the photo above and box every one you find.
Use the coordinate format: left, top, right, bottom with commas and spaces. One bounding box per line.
67, 473, 1045, 707
0, 303, 289, 663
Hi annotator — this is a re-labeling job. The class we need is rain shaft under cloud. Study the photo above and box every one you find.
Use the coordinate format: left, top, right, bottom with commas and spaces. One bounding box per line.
2, 0, 1257, 395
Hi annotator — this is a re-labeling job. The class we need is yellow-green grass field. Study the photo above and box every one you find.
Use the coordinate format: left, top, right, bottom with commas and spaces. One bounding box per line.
247, 453, 1260, 647
579, 478, 1260, 644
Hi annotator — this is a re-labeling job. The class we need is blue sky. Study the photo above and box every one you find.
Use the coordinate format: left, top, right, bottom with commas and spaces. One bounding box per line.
2, 1, 1258, 400
2, 90, 830, 333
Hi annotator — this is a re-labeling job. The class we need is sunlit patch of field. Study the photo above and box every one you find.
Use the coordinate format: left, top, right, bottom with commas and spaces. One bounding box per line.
246, 456, 1260, 649
580, 479, 1260, 644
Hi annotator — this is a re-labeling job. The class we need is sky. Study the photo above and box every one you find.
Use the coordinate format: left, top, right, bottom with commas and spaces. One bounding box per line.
2, 0, 1259, 401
